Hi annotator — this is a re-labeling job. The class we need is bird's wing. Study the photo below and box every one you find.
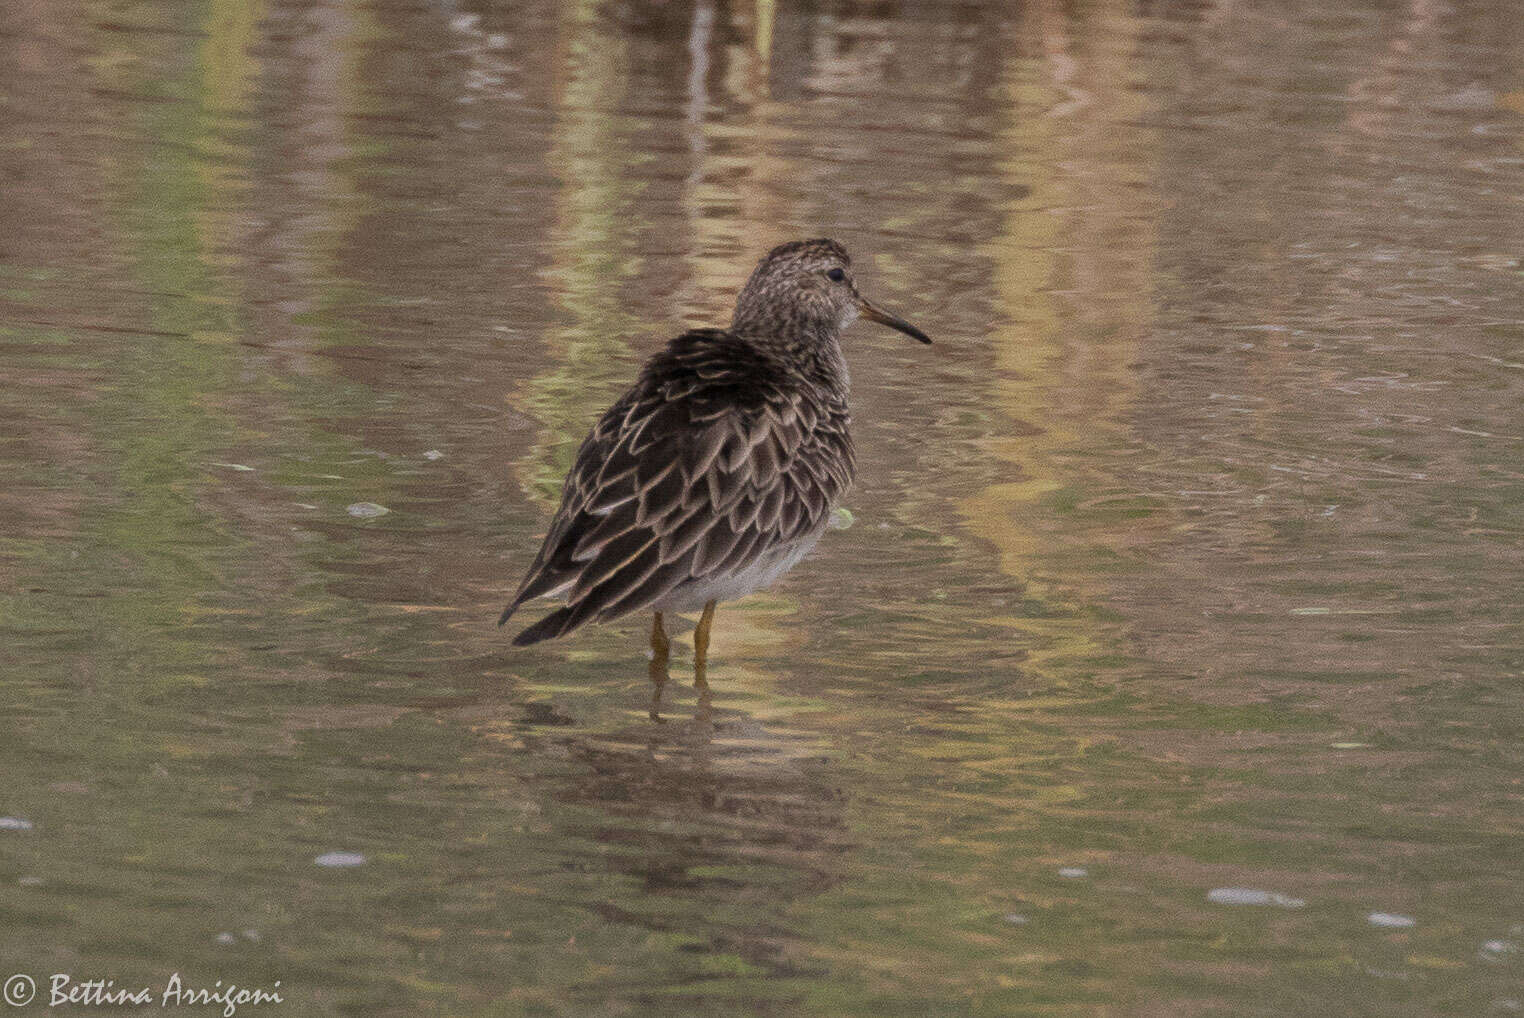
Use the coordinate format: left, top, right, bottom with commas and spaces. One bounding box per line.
501, 332, 852, 644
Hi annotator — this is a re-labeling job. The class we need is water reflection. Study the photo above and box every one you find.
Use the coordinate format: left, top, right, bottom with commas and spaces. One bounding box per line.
2, 0, 1523, 1014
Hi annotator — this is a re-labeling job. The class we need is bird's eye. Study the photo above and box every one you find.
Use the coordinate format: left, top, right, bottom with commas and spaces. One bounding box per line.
826, 267, 846, 283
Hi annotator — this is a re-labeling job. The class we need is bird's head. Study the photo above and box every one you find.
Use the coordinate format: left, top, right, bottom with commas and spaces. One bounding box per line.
730, 238, 932, 347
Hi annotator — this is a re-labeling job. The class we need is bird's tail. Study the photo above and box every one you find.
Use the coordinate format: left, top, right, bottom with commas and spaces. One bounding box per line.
509, 605, 581, 646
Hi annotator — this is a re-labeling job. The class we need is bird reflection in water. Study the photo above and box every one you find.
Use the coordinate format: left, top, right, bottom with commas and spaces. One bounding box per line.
539, 681, 849, 960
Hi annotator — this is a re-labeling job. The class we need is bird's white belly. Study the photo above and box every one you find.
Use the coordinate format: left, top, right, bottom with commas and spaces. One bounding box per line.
653, 525, 828, 614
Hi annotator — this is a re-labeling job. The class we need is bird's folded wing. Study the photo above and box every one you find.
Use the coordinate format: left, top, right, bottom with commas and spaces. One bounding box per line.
503, 375, 850, 644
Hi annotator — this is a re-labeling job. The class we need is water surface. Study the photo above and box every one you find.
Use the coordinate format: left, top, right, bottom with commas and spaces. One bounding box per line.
3, 0, 1523, 1014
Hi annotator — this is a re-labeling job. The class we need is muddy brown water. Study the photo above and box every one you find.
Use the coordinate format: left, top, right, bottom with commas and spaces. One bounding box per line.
2, 0, 1523, 1014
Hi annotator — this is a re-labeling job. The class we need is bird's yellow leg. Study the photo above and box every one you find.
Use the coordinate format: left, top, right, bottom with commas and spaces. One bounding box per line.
693, 600, 717, 689
648, 612, 670, 720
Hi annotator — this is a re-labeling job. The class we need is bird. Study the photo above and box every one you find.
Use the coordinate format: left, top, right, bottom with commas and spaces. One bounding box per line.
499, 238, 931, 691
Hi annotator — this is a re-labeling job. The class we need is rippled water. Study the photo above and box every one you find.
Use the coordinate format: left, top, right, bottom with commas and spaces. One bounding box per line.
3, 0, 1523, 1014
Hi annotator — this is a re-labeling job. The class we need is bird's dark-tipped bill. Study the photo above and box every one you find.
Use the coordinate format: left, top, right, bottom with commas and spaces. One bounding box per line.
858, 296, 932, 344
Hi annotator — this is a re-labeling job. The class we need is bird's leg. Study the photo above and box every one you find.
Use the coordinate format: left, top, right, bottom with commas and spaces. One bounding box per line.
648, 611, 670, 721
693, 600, 717, 689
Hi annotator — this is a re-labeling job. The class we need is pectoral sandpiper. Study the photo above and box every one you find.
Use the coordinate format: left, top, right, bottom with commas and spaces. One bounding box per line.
499, 238, 931, 692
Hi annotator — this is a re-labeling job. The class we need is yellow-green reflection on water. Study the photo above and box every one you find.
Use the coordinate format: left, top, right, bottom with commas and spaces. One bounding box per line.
2, 0, 1524, 1015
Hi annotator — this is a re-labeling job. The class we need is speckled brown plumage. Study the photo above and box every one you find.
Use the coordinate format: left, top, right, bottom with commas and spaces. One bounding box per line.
500, 238, 931, 660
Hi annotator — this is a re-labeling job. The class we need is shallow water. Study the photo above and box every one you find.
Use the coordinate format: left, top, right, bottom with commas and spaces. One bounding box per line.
2, 0, 1523, 1014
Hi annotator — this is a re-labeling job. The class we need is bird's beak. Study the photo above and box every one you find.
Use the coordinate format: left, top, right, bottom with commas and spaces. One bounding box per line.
857, 295, 932, 344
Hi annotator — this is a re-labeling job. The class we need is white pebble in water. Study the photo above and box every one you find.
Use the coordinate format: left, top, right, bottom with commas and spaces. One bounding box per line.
1002, 914, 1029, 925
215, 932, 237, 946
346, 502, 389, 519
0, 817, 34, 831
313, 851, 367, 868
17, 876, 43, 887
1207, 887, 1306, 908
423, 450, 444, 461
1368, 913, 1416, 928
1058, 867, 1088, 879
